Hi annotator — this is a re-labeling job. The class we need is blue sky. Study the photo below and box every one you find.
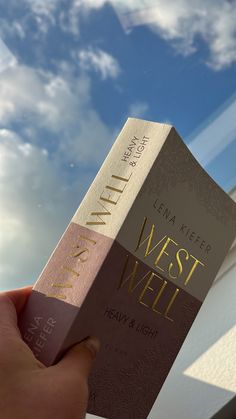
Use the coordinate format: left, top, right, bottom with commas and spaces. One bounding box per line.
0, 0, 236, 289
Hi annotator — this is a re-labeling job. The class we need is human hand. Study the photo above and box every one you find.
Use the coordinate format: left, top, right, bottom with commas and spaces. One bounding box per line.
0, 286, 100, 419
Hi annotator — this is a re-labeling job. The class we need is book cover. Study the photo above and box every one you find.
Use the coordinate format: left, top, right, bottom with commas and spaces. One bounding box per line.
18, 118, 236, 419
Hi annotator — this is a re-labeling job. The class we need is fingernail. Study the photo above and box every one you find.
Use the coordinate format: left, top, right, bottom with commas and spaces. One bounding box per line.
83, 336, 101, 359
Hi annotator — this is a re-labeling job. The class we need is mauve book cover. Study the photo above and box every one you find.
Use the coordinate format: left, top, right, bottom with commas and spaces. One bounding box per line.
18, 118, 236, 419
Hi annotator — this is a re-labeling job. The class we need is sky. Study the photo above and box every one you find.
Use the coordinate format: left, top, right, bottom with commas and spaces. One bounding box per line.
0, 0, 236, 290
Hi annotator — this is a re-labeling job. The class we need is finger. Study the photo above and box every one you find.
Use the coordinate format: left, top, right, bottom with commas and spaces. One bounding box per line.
4, 286, 32, 315
0, 293, 20, 338
54, 336, 101, 382
0, 286, 32, 338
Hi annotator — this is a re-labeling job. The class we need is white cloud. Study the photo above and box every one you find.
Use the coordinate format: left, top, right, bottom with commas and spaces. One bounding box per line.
129, 101, 149, 118
0, 126, 99, 290
0, 60, 117, 289
58, 0, 106, 36
0, 38, 17, 74
0, 0, 61, 39
0, 62, 114, 165
0, 20, 26, 40
112, 0, 236, 71
0, 65, 74, 131
24, 0, 61, 34
25, 0, 60, 17
74, 0, 107, 9
78, 47, 121, 79
0, 130, 66, 288
59, 9, 80, 36
3, 0, 235, 70
74, 0, 236, 71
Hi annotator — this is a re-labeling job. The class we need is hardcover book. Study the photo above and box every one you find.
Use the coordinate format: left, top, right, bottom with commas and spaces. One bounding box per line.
19, 118, 236, 419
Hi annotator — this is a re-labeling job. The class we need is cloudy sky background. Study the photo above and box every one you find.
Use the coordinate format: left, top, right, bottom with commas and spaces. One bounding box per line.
0, 0, 236, 290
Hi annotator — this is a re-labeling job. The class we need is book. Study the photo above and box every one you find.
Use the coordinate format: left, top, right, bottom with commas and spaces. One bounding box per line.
18, 118, 236, 419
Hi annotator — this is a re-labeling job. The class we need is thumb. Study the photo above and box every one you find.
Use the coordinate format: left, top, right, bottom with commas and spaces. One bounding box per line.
55, 336, 101, 381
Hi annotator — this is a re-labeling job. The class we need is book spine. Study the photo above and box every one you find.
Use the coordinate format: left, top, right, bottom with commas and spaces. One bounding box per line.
18, 118, 172, 366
